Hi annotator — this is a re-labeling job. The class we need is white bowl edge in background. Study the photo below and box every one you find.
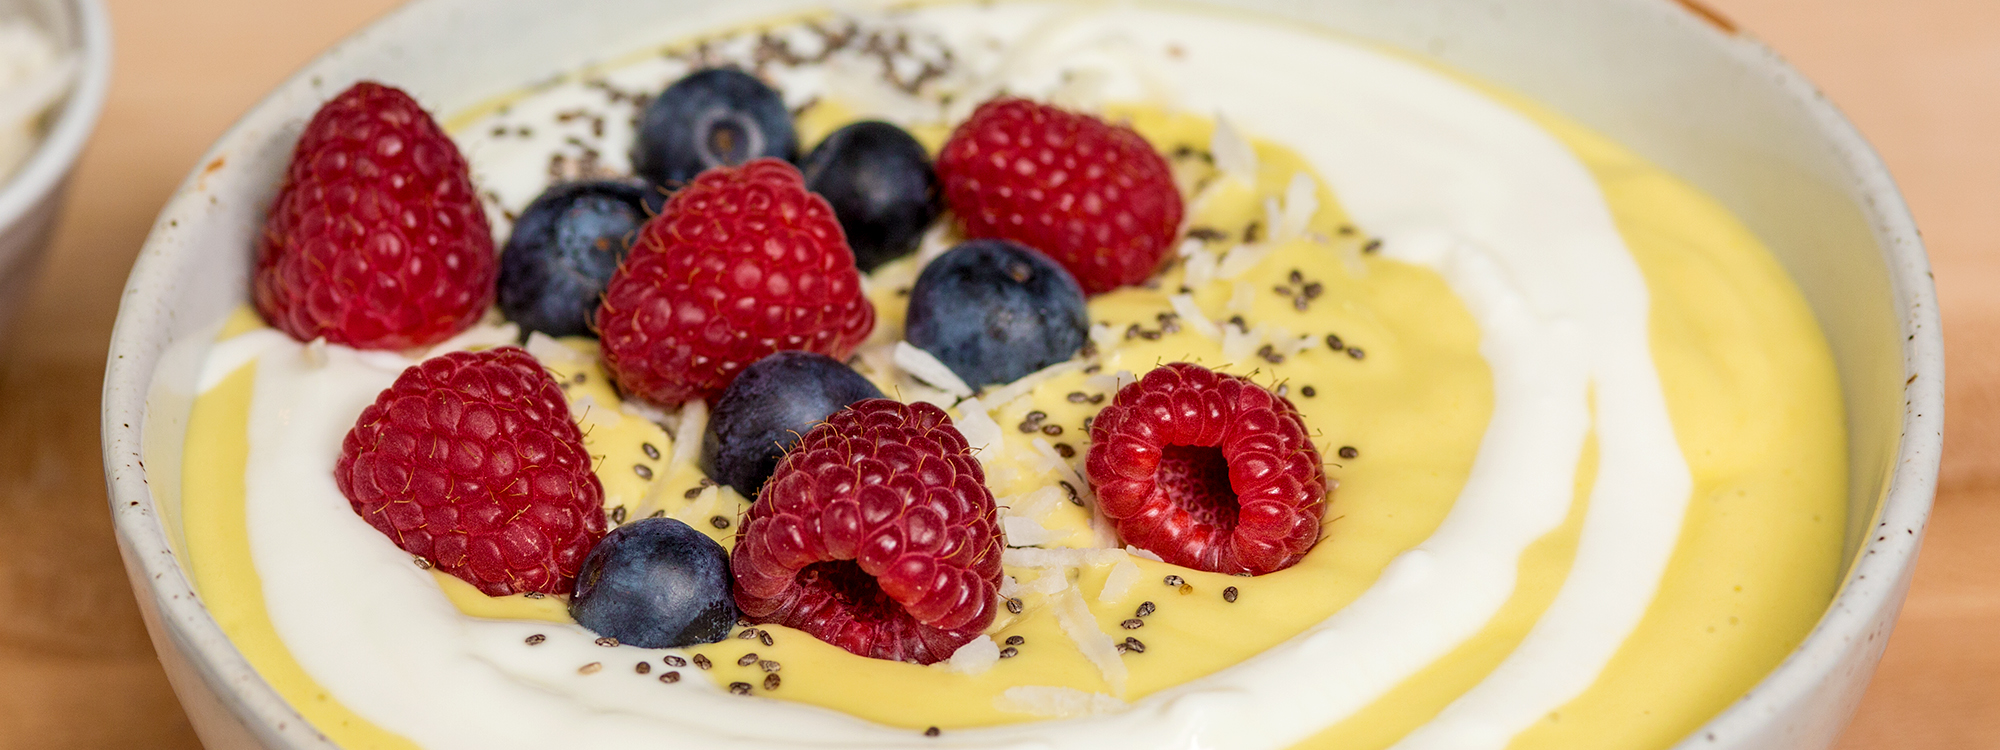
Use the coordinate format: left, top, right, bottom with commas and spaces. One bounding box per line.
0, 0, 110, 352
98, 1, 1943, 748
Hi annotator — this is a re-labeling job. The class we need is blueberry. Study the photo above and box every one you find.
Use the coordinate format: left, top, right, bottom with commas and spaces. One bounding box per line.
570, 517, 737, 648
798, 121, 939, 272
702, 351, 884, 497
906, 240, 1089, 388
496, 180, 649, 338
634, 68, 796, 198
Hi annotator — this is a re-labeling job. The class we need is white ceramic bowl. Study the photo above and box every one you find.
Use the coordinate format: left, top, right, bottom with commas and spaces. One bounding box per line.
100, 0, 1943, 747
0, 0, 108, 352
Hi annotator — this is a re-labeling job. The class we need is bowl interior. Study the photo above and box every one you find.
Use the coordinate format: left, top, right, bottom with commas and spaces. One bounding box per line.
104, 1, 1940, 748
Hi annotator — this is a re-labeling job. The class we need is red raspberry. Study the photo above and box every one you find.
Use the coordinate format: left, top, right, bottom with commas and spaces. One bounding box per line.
597, 158, 874, 406
936, 98, 1184, 295
1085, 363, 1327, 575
254, 81, 497, 350
731, 400, 1003, 664
335, 346, 607, 596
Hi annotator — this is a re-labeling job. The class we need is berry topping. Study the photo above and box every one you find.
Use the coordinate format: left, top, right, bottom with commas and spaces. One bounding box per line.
597, 158, 875, 407
936, 98, 1183, 295
701, 351, 885, 498
497, 180, 649, 338
732, 400, 1003, 664
798, 120, 940, 272
905, 239, 1088, 388
634, 68, 797, 197
1084, 363, 1326, 575
335, 347, 608, 596
254, 81, 496, 350
570, 517, 738, 648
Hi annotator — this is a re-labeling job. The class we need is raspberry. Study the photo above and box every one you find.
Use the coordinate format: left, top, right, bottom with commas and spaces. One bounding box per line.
731, 400, 1003, 664
597, 158, 875, 406
936, 98, 1183, 295
1085, 363, 1327, 575
254, 81, 496, 350
335, 347, 607, 596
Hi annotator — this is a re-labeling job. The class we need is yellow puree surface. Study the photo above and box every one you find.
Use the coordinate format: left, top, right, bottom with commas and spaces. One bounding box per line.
178, 93, 1844, 750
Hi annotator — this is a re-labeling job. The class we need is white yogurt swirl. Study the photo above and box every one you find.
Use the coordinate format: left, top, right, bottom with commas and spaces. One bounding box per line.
200, 3, 1692, 748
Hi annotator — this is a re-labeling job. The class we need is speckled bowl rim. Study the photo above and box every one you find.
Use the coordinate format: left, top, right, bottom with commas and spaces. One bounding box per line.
99, 1, 1942, 748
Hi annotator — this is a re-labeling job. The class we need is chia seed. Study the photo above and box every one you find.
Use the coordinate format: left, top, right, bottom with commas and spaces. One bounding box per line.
693, 654, 712, 670
595, 637, 620, 647
635, 661, 652, 674
1163, 575, 1185, 587
737, 628, 760, 640
711, 515, 732, 530
1005, 635, 1025, 646
925, 727, 942, 738
1124, 637, 1147, 653
1339, 446, 1359, 459
1054, 442, 1076, 458
1006, 598, 1024, 614
764, 673, 782, 690
642, 442, 661, 460
1325, 334, 1345, 352
1301, 386, 1317, 398
729, 682, 753, 695
1121, 618, 1144, 630
999, 647, 1019, 659
1224, 586, 1240, 603
1041, 424, 1063, 436
610, 506, 628, 524
660, 671, 682, 683
760, 660, 781, 672
738, 653, 759, 666
525, 634, 546, 646
579, 662, 603, 675
1136, 601, 1156, 618
1348, 347, 1366, 361
664, 655, 687, 667
634, 464, 653, 480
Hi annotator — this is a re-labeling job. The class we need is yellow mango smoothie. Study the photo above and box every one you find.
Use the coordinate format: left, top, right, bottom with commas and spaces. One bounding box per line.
168, 2, 1845, 749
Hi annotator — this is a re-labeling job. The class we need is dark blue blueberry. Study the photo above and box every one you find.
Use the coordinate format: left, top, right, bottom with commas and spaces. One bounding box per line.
798, 121, 939, 272
633, 68, 796, 200
569, 517, 737, 648
906, 240, 1089, 388
496, 180, 649, 338
702, 351, 884, 497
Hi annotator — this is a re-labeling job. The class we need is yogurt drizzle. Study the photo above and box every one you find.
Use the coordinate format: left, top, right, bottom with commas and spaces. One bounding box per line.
203, 4, 1693, 748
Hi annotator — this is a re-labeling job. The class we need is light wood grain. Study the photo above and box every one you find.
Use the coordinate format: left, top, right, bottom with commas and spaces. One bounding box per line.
0, 1, 1987, 747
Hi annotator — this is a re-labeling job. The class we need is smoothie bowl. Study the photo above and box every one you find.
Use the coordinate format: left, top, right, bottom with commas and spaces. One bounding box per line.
101, 1, 1941, 749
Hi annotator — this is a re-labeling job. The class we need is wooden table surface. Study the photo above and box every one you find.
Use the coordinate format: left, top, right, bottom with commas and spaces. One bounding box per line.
0, 1, 1990, 747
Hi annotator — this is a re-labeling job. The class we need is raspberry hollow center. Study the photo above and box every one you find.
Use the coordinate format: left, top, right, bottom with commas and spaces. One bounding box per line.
1157, 444, 1238, 532
796, 560, 901, 624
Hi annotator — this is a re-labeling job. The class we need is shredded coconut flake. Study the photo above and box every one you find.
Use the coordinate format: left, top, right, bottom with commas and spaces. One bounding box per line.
1222, 324, 1262, 362
1087, 322, 1121, 357
995, 686, 1128, 717
1280, 171, 1318, 241
1183, 246, 1218, 289
1052, 585, 1129, 694
1029, 569, 1072, 595
1169, 294, 1221, 340
1124, 545, 1164, 563
1001, 486, 1064, 521
998, 575, 1021, 598
1003, 515, 1064, 547
667, 400, 707, 470
1004, 547, 1125, 569
524, 331, 586, 364
1217, 242, 1274, 280
1031, 438, 1092, 501
302, 337, 329, 368
1228, 281, 1255, 314
985, 360, 1084, 406
1098, 558, 1143, 602
945, 635, 1001, 675
954, 398, 1003, 466
894, 341, 974, 397
571, 395, 624, 430
1175, 237, 1204, 258
1210, 113, 1259, 186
